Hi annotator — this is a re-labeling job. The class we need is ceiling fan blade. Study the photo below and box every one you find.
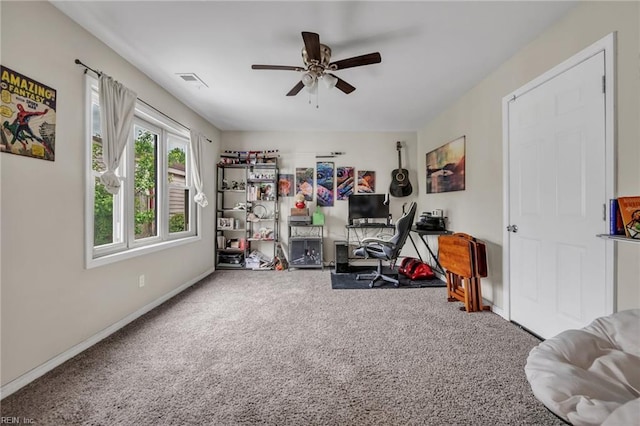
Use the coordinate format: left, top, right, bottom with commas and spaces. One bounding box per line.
286, 81, 305, 96
302, 31, 321, 63
252, 64, 305, 72
329, 52, 382, 70
330, 74, 356, 94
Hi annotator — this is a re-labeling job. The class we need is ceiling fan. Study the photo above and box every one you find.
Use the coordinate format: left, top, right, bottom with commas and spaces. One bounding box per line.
251, 31, 382, 96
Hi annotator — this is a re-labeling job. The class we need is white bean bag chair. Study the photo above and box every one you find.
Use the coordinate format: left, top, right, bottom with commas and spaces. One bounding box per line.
525, 309, 640, 426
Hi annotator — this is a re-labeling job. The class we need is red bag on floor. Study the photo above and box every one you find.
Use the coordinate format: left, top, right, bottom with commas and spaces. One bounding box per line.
409, 261, 435, 280
398, 257, 417, 277
398, 258, 435, 280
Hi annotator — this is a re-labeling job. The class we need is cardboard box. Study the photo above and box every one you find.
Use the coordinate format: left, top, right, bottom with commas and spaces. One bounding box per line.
291, 207, 309, 216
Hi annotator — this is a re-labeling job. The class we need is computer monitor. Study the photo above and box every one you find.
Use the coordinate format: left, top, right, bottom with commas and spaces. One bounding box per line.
348, 194, 389, 224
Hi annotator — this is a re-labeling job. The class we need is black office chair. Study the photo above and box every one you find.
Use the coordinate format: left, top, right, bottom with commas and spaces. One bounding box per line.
353, 202, 417, 288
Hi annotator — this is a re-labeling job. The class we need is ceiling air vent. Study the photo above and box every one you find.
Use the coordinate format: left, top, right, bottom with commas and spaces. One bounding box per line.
176, 73, 208, 88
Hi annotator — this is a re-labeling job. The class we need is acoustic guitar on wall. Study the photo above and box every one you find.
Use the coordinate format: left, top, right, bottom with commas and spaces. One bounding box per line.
389, 141, 413, 197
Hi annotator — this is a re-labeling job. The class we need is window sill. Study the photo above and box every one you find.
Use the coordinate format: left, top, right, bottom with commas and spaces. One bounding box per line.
86, 235, 201, 269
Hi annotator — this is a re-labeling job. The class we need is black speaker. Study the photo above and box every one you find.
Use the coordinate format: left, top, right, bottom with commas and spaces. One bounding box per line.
335, 240, 349, 273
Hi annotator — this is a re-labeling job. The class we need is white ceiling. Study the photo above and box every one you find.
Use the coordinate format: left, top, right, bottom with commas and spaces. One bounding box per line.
53, 1, 576, 132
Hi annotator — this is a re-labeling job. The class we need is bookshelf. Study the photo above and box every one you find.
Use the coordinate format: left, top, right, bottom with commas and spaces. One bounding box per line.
215, 159, 279, 269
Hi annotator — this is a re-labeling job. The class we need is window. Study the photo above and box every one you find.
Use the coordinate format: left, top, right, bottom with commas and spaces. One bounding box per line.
133, 121, 159, 241
85, 76, 198, 267
167, 135, 191, 235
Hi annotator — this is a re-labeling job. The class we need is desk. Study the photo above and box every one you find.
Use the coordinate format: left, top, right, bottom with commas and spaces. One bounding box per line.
409, 227, 452, 274
346, 224, 451, 274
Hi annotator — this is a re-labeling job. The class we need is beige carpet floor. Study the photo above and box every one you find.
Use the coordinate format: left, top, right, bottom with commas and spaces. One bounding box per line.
1, 270, 563, 425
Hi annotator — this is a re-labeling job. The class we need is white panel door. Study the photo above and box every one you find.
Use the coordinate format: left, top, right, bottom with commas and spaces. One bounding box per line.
508, 51, 607, 339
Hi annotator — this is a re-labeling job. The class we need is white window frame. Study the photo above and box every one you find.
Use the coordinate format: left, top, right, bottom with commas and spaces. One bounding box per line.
84, 75, 200, 269
130, 118, 163, 247
166, 133, 195, 240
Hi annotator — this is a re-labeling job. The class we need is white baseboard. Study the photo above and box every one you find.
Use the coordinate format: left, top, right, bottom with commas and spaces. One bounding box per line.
0, 267, 215, 400
491, 303, 506, 319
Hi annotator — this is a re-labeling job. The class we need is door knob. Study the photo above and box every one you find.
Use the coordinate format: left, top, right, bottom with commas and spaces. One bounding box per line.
506, 225, 518, 233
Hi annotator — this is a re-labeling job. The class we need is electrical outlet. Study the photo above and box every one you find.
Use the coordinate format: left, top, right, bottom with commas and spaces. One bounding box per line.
138, 275, 145, 288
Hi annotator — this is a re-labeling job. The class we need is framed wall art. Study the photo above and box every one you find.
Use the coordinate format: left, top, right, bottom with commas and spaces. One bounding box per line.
277, 174, 294, 197
356, 170, 375, 193
295, 167, 314, 201
426, 136, 465, 194
316, 161, 334, 207
336, 166, 354, 200
0, 65, 57, 161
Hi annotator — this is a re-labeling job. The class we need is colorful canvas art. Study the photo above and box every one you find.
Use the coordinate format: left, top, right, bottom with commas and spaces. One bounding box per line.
356, 170, 375, 193
316, 162, 334, 207
295, 167, 314, 201
278, 174, 294, 197
336, 166, 355, 200
0, 65, 56, 161
426, 136, 466, 194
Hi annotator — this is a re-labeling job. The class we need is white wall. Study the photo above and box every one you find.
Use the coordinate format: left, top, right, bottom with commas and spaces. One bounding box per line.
417, 1, 640, 310
1, 1, 220, 388
221, 132, 423, 263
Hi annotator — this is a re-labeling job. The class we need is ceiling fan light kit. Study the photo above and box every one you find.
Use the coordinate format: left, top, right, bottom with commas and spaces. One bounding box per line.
322, 73, 338, 89
305, 81, 317, 96
252, 31, 381, 98
301, 72, 316, 88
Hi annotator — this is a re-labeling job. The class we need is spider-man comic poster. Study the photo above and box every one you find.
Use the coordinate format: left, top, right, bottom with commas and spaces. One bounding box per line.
316, 162, 334, 207
0, 65, 56, 161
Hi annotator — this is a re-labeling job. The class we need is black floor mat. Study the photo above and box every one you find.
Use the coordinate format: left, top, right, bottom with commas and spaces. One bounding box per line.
331, 266, 445, 289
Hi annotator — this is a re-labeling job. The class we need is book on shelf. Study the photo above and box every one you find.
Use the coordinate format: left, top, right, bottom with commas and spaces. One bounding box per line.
609, 199, 624, 235
617, 196, 640, 239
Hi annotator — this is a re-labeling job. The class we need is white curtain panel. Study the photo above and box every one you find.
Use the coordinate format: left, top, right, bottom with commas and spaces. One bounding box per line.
98, 74, 137, 194
189, 129, 209, 207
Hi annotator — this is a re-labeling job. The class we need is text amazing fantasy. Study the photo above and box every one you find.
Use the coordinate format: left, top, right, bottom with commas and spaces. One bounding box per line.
0, 65, 56, 161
